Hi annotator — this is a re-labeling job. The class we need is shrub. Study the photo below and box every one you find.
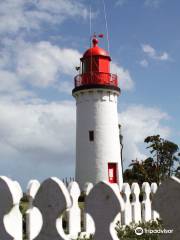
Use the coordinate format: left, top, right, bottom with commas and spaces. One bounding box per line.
115, 220, 163, 240
76, 234, 94, 240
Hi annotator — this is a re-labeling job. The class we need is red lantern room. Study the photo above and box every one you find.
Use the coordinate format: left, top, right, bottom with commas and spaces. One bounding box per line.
73, 35, 120, 94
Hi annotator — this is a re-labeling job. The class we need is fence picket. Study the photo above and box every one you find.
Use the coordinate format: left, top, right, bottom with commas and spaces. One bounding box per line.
26, 180, 41, 240
67, 181, 81, 238
142, 182, 151, 222
85, 181, 124, 240
151, 182, 160, 221
121, 183, 132, 225
131, 182, 141, 223
33, 178, 71, 240
0, 176, 23, 240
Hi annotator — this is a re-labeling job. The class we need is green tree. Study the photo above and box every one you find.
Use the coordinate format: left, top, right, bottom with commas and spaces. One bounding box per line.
123, 157, 157, 185
144, 135, 180, 184
123, 135, 180, 185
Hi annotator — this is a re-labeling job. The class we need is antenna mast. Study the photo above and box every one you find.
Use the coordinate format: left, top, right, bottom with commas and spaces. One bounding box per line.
102, 0, 110, 54
89, 5, 92, 47
89, 5, 93, 82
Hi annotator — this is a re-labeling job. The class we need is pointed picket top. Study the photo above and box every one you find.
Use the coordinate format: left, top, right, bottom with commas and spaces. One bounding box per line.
13, 180, 23, 203
83, 182, 93, 195
27, 179, 41, 199
131, 182, 140, 197
85, 181, 124, 240
33, 177, 71, 240
68, 181, 81, 199
152, 177, 180, 239
150, 182, 160, 221
122, 183, 131, 201
151, 182, 158, 194
142, 182, 151, 197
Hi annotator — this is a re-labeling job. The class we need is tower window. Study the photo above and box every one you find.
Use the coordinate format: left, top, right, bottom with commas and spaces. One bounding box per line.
89, 131, 94, 141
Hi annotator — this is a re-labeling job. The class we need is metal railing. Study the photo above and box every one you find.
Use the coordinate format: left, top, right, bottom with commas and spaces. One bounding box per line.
74, 72, 118, 88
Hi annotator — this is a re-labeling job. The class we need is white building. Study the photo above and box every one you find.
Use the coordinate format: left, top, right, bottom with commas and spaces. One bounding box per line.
72, 36, 123, 188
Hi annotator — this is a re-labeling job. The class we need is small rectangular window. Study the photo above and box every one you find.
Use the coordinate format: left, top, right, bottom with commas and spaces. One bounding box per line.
89, 131, 94, 141
82, 59, 89, 73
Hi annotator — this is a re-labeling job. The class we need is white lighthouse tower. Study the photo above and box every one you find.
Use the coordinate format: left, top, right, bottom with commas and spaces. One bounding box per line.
72, 36, 123, 188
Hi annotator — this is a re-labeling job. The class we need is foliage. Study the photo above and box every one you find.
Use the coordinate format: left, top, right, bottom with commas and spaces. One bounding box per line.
123, 158, 157, 185
20, 193, 29, 215
76, 234, 94, 240
75, 221, 163, 240
124, 135, 180, 185
144, 135, 180, 184
20, 194, 30, 240
115, 220, 163, 240
175, 165, 180, 178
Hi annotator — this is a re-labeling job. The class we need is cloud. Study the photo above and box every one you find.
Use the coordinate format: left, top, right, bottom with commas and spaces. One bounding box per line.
0, 0, 88, 35
142, 44, 156, 57
119, 105, 171, 166
144, 0, 162, 8
0, 99, 76, 186
0, 100, 75, 159
139, 59, 149, 67
17, 41, 81, 88
142, 44, 170, 61
116, 0, 162, 8
115, 0, 128, 6
36, 0, 88, 18
158, 52, 169, 61
111, 62, 134, 91
0, 70, 34, 101
0, 39, 81, 96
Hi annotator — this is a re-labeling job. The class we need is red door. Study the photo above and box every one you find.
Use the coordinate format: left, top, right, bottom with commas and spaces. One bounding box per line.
108, 163, 117, 183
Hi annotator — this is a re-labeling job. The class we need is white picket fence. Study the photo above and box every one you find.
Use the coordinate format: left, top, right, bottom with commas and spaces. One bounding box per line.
0, 176, 159, 240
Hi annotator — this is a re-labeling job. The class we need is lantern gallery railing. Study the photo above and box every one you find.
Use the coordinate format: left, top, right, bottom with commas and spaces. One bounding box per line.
74, 72, 118, 88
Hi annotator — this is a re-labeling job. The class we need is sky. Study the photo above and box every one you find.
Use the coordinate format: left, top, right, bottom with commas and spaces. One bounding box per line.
0, 0, 179, 188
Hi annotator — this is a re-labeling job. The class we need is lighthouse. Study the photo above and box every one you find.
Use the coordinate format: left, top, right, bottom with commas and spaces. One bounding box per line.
72, 35, 123, 188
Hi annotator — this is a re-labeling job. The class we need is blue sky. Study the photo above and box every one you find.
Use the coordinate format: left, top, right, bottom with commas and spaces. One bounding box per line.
0, 0, 179, 187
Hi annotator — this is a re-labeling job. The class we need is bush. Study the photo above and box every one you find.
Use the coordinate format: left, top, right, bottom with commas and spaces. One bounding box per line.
75, 220, 163, 240
76, 234, 94, 240
115, 220, 163, 240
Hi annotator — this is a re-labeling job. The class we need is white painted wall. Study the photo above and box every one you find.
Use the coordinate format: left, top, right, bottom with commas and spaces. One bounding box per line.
73, 89, 123, 189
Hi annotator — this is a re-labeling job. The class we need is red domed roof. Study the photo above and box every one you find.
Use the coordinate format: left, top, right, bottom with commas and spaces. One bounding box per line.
83, 46, 109, 58
83, 37, 110, 59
